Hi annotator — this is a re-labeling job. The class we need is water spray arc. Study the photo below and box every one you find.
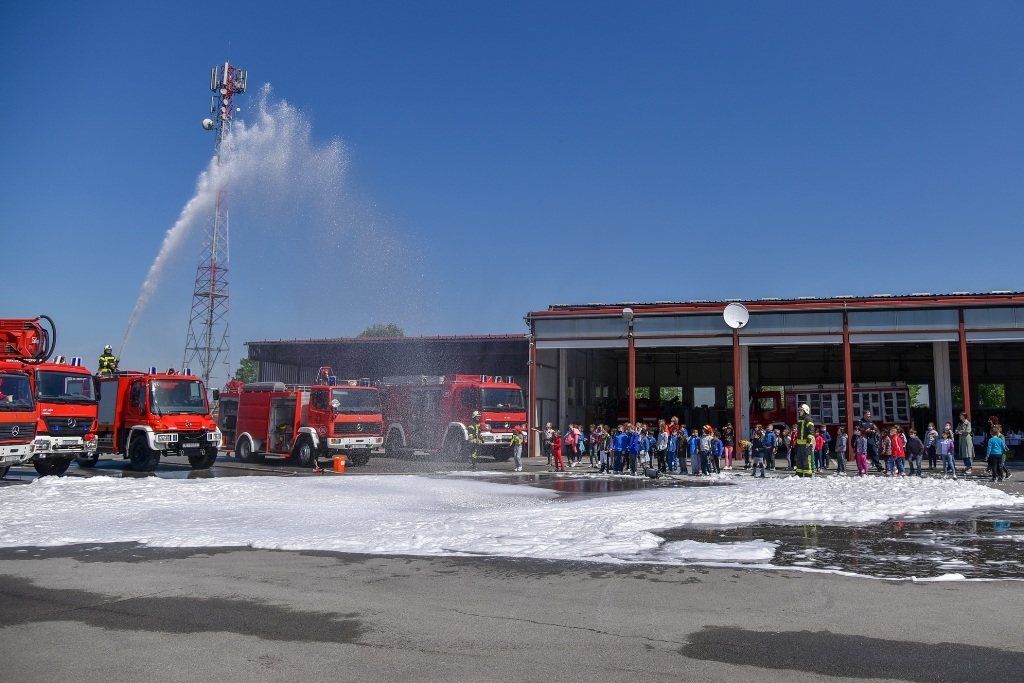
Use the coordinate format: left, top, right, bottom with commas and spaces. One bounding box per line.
183, 61, 247, 387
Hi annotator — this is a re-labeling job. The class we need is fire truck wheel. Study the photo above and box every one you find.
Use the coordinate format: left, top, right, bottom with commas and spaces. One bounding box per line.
491, 450, 512, 463
384, 433, 403, 459
441, 430, 469, 461
294, 436, 316, 468
188, 448, 218, 470
128, 438, 160, 472
0, 466, 8, 479
235, 437, 259, 463
76, 454, 100, 468
349, 452, 371, 466
34, 458, 73, 476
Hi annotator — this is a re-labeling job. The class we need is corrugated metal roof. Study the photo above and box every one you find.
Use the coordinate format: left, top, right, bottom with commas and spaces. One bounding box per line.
247, 333, 527, 346
539, 291, 1024, 314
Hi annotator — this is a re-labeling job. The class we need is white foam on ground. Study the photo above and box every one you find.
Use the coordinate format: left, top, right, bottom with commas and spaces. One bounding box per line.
0, 475, 1017, 575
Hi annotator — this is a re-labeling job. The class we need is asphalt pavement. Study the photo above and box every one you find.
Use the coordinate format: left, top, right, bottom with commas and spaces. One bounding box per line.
2, 543, 1023, 683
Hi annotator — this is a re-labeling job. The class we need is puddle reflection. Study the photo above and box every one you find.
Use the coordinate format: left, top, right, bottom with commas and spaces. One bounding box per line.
658, 508, 1024, 579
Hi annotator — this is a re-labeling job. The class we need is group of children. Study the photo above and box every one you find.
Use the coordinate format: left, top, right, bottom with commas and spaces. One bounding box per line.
542, 418, 1014, 482
546, 420, 743, 477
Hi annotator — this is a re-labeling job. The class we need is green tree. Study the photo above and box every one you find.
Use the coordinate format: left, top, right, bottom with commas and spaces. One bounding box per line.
978, 383, 1006, 409
907, 384, 929, 407
233, 358, 258, 384
357, 323, 405, 338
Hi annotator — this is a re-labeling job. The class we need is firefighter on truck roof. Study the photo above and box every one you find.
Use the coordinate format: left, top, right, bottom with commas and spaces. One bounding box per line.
795, 403, 815, 478
467, 410, 483, 470
97, 345, 118, 377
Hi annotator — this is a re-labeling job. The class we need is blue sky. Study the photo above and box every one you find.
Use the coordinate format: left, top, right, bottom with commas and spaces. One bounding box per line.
2, 1, 1022, 385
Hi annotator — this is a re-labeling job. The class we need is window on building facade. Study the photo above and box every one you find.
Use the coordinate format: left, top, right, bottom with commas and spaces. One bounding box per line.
694, 386, 716, 407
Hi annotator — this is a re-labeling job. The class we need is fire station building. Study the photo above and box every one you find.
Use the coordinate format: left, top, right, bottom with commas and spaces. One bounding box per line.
526, 292, 1024, 443
247, 292, 1024, 446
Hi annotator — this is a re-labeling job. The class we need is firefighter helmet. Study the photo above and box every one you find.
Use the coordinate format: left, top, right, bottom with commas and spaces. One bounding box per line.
104, 345, 112, 353
472, 411, 481, 419
799, 403, 811, 414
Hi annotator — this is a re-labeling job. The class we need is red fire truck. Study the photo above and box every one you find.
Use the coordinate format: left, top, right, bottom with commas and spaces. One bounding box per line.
0, 315, 97, 476
380, 375, 526, 462
226, 367, 383, 467
93, 368, 221, 472
750, 382, 913, 439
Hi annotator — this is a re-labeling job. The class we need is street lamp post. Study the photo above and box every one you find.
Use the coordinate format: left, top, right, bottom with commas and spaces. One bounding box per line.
624, 308, 635, 425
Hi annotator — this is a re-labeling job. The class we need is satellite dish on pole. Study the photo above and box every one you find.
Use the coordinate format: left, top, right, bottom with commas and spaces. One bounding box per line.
723, 303, 749, 329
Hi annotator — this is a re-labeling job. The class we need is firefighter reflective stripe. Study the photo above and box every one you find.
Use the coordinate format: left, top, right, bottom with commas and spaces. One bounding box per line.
796, 418, 815, 445
98, 354, 117, 372
467, 422, 482, 444
795, 444, 815, 476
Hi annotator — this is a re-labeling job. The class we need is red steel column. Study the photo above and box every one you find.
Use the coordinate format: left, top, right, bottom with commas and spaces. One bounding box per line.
528, 335, 537, 453
843, 309, 854, 461
958, 309, 972, 420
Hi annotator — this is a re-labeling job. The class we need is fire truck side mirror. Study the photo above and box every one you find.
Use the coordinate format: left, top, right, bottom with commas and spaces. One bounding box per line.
212, 389, 220, 401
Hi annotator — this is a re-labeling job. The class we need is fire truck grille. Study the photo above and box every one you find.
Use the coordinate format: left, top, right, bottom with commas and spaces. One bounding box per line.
0, 422, 36, 441
334, 421, 382, 436
43, 417, 92, 435
176, 430, 208, 442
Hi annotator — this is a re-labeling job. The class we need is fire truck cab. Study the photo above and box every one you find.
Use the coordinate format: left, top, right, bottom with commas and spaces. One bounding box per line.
0, 368, 36, 478
380, 374, 527, 462
227, 367, 382, 467
5, 357, 98, 476
93, 369, 221, 472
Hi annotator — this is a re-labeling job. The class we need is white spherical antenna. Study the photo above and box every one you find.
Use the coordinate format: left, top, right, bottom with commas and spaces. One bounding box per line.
723, 302, 749, 329
202, 118, 215, 130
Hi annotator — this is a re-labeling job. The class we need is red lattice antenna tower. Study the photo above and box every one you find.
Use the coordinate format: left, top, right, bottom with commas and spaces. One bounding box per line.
183, 61, 247, 387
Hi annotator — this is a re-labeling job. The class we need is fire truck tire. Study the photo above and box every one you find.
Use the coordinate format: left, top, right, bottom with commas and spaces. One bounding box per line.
34, 458, 73, 476
128, 438, 160, 472
188, 448, 218, 470
294, 436, 316, 468
491, 450, 512, 463
76, 454, 100, 468
384, 432, 403, 459
0, 466, 9, 479
349, 452, 371, 466
235, 437, 260, 463
441, 430, 469, 461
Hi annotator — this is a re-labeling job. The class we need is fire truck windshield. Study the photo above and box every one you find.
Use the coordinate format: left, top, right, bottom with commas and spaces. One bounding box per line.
0, 373, 35, 411
35, 370, 96, 403
481, 388, 525, 412
148, 379, 207, 415
331, 388, 380, 414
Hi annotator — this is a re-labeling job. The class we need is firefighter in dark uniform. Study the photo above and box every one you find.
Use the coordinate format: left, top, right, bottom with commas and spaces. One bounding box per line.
795, 403, 815, 478
97, 346, 118, 377
95, 345, 119, 401
467, 410, 483, 470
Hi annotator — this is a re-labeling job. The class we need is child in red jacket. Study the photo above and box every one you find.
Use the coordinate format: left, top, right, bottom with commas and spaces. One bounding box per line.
552, 430, 566, 471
